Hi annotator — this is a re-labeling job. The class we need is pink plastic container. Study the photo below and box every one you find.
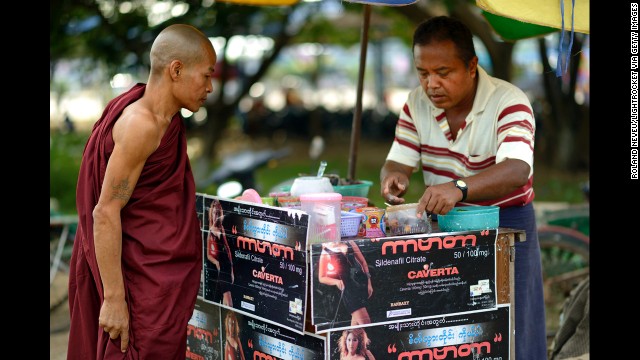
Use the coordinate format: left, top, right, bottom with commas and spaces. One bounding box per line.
300, 192, 343, 244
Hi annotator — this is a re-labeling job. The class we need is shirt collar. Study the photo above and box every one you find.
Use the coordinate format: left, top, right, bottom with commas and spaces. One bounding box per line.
470, 65, 496, 117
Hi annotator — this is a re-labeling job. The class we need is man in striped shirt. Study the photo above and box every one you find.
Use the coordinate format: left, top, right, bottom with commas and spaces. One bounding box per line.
380, 16, 547, 360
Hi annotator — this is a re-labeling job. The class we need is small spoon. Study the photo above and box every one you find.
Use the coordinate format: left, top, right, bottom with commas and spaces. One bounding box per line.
317, 161, 327, 178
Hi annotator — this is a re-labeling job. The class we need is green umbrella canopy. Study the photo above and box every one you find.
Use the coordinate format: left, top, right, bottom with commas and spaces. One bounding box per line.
481, 11, 560, 41
477, 0, 589, 41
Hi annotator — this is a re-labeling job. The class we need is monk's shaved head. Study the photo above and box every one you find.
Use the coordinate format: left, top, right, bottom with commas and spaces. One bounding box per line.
149, 24, 213, 76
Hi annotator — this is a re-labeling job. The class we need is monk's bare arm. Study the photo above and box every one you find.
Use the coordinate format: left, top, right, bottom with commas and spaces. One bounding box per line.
93, 110, 161, 350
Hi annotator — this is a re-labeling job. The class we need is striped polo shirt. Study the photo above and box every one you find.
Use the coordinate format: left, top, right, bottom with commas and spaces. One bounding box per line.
386, 66, 535, 208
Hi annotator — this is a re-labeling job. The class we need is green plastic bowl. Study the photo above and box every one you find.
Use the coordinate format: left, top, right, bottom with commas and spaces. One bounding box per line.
437, 206, 499, 232
280, 180, 373, 198
332, 180, 373, 197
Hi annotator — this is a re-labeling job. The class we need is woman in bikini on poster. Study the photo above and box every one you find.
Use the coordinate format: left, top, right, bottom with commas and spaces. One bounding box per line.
207, 198, 234, 307
337, 328, 376, 360
318, 240, 373, 326
224, 311, 246, 360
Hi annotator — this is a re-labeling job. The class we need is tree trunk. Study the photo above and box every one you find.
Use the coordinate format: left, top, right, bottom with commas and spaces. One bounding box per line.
451, 2, 514, 81
537, 34, 586, 170
194, 10, 296, 183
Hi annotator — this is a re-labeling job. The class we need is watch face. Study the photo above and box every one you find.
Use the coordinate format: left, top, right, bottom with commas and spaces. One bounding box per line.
456, 180, 467, 188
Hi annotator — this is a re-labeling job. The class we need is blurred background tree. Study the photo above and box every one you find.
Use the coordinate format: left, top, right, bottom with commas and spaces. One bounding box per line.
50, 0, 589, 213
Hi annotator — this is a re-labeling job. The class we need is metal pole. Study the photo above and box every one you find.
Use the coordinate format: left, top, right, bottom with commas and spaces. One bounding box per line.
347, 4, 371, 182
50, 224, 70, 285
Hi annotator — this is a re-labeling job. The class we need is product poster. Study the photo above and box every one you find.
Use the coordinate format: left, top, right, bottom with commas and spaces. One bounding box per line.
196, 193, 206, 300
196, 193, 310, 334
327, 305, 511, 360
311, 229, 498, 333
220, 308, 326, 360
186, 299, 222, 360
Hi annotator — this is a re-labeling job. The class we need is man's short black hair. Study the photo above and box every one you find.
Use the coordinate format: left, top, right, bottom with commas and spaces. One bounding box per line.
412, 16, 477, 66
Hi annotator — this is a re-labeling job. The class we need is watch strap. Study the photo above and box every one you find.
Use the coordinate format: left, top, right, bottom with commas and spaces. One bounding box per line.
453, 179, 468, 202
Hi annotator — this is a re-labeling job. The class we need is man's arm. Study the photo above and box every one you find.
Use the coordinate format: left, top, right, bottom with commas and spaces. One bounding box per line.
418, 92, 535, 217
416, 159, 530, 216
380, 160, 415, 205
93, 111, 160, 352
458, 158, 530, 202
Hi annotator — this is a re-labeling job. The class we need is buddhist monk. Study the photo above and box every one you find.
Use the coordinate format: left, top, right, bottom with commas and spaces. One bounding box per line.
67, 24, 217, 359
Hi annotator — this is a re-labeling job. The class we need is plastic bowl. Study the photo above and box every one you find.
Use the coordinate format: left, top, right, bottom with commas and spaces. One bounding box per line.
332, 180, 373, 198
341, 196, 369, 212
289, 176, 334, 197
437, 206, 499, 232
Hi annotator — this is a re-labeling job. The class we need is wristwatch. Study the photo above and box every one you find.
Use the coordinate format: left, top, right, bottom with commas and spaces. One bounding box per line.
452, 179, 468, 202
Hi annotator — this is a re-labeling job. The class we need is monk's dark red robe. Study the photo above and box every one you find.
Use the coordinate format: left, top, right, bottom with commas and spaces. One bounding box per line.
67, 83, 202, 359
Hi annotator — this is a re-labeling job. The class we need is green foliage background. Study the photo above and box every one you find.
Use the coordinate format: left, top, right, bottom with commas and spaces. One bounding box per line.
50, 131, 589, 215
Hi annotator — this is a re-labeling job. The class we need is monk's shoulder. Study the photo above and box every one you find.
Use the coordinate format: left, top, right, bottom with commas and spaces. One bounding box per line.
113, 104, 163, 158
114, 104, 160, 141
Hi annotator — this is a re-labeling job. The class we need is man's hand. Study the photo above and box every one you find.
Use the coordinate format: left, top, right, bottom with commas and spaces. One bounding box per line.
99, 298, 130, 353
380, 160, 414, 205
417, 182, 461, 216
381, 173, 409, 205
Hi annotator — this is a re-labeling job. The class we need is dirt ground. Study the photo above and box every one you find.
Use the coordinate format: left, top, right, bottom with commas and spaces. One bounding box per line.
50, 273, 70, 360
50, 308, 70, 359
